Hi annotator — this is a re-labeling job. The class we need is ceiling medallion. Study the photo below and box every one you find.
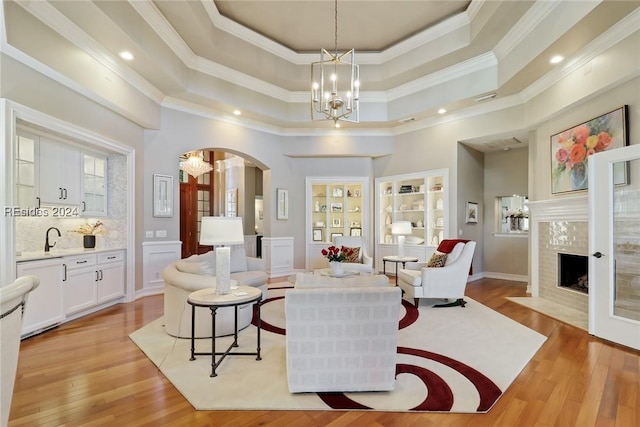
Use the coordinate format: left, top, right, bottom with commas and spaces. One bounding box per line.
310, 0, 360, 128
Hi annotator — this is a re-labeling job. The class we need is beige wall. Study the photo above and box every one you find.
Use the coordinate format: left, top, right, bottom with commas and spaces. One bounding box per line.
483, 147, 529, 277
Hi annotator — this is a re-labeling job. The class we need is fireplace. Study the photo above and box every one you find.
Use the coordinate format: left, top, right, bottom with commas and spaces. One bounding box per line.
558, 253, 589, 294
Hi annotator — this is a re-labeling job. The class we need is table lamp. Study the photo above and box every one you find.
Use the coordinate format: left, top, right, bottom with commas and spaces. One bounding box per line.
391, 221, 412, 257
199, 216, 245, 294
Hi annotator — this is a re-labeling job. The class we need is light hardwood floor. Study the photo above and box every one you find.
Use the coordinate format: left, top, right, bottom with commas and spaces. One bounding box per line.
8, 278, 640, 426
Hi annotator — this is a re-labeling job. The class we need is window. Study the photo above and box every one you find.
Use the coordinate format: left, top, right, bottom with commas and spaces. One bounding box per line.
498, 195, 528, 234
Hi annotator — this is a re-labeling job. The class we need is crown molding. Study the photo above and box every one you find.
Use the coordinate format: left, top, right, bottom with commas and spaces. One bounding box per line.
493, 0, 559, 61
387, 52, 497, 101
16, 0, 164, 103
520, 7, 640, 103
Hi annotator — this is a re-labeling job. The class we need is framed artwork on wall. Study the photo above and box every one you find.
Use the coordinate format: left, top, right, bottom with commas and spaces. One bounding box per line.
466, 201, 478, 224
551, 105, 629, 194
277, 188, 289, 220
153, 174, 173, 218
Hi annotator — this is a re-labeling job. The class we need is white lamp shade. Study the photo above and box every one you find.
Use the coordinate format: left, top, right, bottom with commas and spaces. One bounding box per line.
391, 221, 412, 235
199, 216, 245, 246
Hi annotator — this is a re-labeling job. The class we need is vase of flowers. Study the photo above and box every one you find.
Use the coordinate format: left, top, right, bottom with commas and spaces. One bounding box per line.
70, 221, 106, 248
321, 245, 354, 275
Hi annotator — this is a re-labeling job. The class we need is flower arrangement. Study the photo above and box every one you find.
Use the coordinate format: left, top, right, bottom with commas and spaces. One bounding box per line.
321, 245, 354, 263
506, 209, 528, 219
70, 221, 106, 236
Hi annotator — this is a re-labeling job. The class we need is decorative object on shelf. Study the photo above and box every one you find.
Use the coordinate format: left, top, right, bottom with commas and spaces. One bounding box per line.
314, 221, 325, 227
436, 198, 444, 210
354, 189, 360, 197
331, 202, 343, 212
551, 105, 628, 194
310, 0, 360, 128
350, 221, 360, 227
331, 232, 343, 240
314, 201, 320, 212
385, 234, 392, 244
416, 220, 423, 228
332, 218, 342, 227
153, 174, 173, 218
70, 220, 106, 248
350, 227, 362, 236
391, 221, 412, 257
179, 151, 213, 179
466, 202, 478, 224
385, 214, 392, 225
331, 188, 343, 197
436, 217, 444, 227
346, 190, 352, 197
399, 185, 413, 194
199, 216, 245, 295
277, 188, 289, 220
312, 228, 323, 241
419, 184, 425, 193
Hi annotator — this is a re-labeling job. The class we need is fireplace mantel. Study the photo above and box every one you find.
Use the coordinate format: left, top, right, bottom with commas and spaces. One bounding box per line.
527, 195, 588, 221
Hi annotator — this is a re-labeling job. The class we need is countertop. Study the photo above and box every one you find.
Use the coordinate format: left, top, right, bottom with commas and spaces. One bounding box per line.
16, 247, 126, 263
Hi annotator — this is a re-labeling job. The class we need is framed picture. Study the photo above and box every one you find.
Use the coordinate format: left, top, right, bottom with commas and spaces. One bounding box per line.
331, 233, 343, 240
551, 105, 629, 194
350, 227, 362, 237
332, 187, 343, 197
276, 188, 289, 220
312, 228, 323, 241
153, 174, 173, 217
466, 202, 478, 223
332, 217, 341, 227
353, 189, 361, 197
331, 202, 343, 212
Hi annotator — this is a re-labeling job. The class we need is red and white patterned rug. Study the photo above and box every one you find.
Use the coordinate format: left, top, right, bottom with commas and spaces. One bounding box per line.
130, 285, 546, 412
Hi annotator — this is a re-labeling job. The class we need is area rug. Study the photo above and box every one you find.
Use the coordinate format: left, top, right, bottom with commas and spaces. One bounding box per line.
130, 286, 546, 413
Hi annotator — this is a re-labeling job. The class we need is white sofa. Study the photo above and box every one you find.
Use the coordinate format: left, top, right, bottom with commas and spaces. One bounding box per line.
162, 248, 268, 338
285, 278, 401, 393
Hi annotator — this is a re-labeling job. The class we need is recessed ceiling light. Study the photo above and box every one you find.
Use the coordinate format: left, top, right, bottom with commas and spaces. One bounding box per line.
438, 108, 447, 114
233, 109, 241, 116
550, 55, 564, 64
119, 51, 134, 61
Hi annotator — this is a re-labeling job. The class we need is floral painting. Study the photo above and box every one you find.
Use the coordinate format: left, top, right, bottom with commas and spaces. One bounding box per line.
551, 105, 628, 194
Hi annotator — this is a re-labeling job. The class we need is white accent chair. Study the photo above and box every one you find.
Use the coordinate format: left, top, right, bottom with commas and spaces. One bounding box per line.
1, 275, 39, 427
285, 285, 401, 393
397, 241, 476, 308
332, 235, 374, 273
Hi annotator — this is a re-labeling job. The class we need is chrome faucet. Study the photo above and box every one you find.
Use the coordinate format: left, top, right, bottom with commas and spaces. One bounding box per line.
45, 227, 61, 253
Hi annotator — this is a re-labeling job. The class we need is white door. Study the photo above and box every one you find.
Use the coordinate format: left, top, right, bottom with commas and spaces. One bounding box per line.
589, 144, 640, 350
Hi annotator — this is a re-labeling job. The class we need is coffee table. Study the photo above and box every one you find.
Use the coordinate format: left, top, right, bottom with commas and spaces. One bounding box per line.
187, 286, 262, 377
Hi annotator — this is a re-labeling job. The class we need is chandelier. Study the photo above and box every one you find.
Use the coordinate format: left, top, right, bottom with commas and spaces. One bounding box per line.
179, 151, 213, 178
310, 0, 360, 127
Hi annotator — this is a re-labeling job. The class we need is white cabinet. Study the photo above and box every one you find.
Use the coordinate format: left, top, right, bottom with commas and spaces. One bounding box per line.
375, 170, 449, 272
38, 137, 81, 206
82, 152, 108, 216
97, 251, 125, 303
63, 254, 98, 315
17, 258, 65, 336
305, 177, 370, 270
63, 251, 125, 315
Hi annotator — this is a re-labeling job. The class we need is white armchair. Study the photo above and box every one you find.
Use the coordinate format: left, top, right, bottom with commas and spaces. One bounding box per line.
397, 241, 476, 308
1, 275, 39, 427
332, 235, 374, 273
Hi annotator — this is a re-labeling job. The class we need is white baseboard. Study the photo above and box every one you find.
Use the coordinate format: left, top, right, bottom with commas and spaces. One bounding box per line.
482, 271, 528, 283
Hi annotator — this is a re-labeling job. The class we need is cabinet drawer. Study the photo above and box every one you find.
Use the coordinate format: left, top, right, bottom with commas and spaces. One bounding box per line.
98, 251, 124, 264
65, 254, 97, 269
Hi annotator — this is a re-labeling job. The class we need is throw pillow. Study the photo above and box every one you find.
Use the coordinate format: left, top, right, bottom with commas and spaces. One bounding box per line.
426, 252, 447, 268
343, 247, 361, 263
175, 260, 214, 275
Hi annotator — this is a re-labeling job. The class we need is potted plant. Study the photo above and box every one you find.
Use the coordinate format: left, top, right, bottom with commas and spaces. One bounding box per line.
70, 221, 106, 248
